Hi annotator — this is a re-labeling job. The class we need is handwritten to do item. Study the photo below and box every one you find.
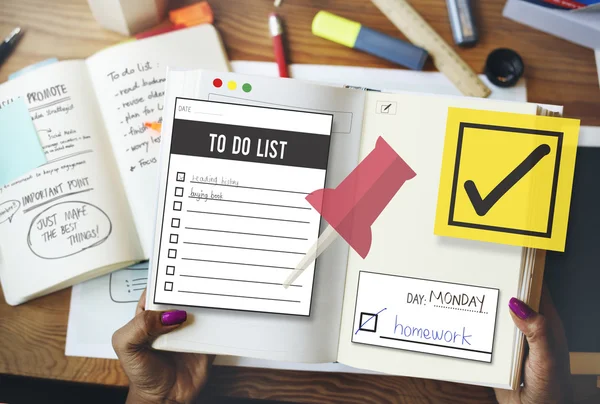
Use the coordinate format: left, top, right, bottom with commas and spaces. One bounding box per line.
352, 271, 499, 362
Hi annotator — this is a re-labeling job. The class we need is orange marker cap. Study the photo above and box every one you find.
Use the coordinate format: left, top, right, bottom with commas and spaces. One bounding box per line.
169, 2, 214, 26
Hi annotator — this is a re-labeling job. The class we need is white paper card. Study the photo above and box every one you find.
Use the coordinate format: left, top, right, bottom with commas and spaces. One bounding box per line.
352, 271, 499, 362
152, 99, 332, 316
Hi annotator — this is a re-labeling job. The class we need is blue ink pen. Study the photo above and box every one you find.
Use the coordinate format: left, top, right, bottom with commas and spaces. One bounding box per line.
446, 0, 478, 47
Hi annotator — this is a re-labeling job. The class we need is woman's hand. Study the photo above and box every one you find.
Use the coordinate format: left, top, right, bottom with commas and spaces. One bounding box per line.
494, 287, 573, 404
113, 290, 214, 404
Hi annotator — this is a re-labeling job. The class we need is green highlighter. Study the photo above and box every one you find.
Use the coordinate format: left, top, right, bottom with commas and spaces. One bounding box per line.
312, 11, 428, 71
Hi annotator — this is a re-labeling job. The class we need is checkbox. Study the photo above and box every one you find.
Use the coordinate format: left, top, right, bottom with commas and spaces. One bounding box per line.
166, 265, 175, 275
376, 101, 397, 115
164, 281, 173, 291
176, 172, 186, 182
171, 218, 180, 228
173, 201, 182, 211
174, 187, 184, 197
168, 249, 177, 259
358, 312, 378, 333
170, 234, 179, 244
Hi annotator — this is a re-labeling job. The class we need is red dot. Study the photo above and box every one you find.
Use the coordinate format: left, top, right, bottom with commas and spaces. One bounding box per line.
213, 78, 223, 88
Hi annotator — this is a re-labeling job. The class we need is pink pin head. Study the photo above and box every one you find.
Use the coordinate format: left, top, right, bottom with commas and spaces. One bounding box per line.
306, 137, 416, 258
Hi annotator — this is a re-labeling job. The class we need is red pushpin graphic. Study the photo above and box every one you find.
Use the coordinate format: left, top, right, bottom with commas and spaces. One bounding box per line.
284, 136, 416, 287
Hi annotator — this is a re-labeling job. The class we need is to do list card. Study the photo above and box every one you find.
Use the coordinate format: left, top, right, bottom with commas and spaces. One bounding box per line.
152, 99, 333, 316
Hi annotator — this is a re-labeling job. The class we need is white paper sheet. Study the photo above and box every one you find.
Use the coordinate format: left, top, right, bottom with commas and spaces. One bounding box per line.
67, 62, 528, 371
352, 272, 499, 362
66, 262, 147, 358
152, 99, 332, 316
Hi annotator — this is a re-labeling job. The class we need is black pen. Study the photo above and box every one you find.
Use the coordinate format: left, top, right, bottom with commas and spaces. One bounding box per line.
0, 27, 24, 67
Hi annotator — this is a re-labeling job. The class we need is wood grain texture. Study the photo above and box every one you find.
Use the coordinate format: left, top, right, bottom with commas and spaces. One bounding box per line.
0, 0, 598, 403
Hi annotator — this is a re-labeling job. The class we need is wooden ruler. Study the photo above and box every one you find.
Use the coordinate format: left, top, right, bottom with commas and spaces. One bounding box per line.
371, 0, 491, 98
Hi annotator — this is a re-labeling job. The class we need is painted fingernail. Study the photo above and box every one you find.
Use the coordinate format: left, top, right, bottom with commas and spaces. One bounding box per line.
161, 310, 187, 326
509, 297, 535, 320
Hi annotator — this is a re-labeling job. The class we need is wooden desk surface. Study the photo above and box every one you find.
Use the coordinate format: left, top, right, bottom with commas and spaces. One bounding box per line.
0, 0, 599, 403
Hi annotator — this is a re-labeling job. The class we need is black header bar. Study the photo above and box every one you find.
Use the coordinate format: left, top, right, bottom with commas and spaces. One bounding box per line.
170, 119, 331, 170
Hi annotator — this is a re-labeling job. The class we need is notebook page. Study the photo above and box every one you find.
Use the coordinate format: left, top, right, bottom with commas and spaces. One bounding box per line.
86, 25, 230, 257
0, 61, 143, 305
336, 92, 539, 387
65, 62, 531, 366
147, 70, 365, 362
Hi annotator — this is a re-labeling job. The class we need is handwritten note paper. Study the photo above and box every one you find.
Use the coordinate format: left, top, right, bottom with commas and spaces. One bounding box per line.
0, 61, 143, 305
352, 271, 499, 362
86, 25, 230, 255
101, 60, 164, 173
0, 99, 46, 187
152, 99, 332, 316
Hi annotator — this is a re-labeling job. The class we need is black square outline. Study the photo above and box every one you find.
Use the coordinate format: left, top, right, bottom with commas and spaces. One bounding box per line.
164, 281, 173, 291
359, 312, 378, 333
173, 201, 182, 211
171, 218, 180, 228
174, 187, 184, 197
176, 172, 186, 182
168, 249, 177, 259
448, 123, 563, 238
170, 234, 179, 244
166, 266, 175, 275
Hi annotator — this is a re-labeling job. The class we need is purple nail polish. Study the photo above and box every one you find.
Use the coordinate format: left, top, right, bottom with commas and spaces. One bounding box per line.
508, 297, 535, 320
161, 310, 187, 326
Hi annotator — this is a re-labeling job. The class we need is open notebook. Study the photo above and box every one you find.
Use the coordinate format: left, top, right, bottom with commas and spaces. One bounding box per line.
0, 25, 229, 305
146, 70, 562, 389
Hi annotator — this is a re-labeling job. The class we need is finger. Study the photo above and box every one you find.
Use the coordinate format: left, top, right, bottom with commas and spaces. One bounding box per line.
113, 309, 187, 354
508, 297, 553, 364
136, 289, 147, 315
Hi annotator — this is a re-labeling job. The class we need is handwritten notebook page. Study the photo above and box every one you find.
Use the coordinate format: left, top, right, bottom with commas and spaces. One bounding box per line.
147, 70, 366, 362
86, 25, 230, 257
336, 92, 539, 387
0, 61, 143, 305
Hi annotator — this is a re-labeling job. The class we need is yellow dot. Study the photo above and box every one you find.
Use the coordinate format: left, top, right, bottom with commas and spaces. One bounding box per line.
227, 81, 237, 90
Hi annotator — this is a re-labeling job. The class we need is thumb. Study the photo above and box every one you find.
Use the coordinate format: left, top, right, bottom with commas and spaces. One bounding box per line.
508, 297, 552, 363
113, 309, 187, 354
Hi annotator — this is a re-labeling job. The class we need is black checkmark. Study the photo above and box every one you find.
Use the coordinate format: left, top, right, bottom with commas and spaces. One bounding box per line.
383, 104, 391, 112
464, 144, 551, 216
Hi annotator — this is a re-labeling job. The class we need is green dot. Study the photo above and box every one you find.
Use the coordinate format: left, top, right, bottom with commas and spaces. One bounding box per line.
242, 83, 252, 93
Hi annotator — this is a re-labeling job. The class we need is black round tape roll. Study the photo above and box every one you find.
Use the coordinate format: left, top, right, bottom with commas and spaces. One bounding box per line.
485, 48, 525, 88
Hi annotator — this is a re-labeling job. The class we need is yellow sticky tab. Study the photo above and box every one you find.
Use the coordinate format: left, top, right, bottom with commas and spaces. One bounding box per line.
312, 11, 361, 48
434, 108, 580, 252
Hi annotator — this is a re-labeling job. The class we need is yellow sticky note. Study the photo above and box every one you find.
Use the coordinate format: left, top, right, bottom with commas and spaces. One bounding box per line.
434, 108, 579, 252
